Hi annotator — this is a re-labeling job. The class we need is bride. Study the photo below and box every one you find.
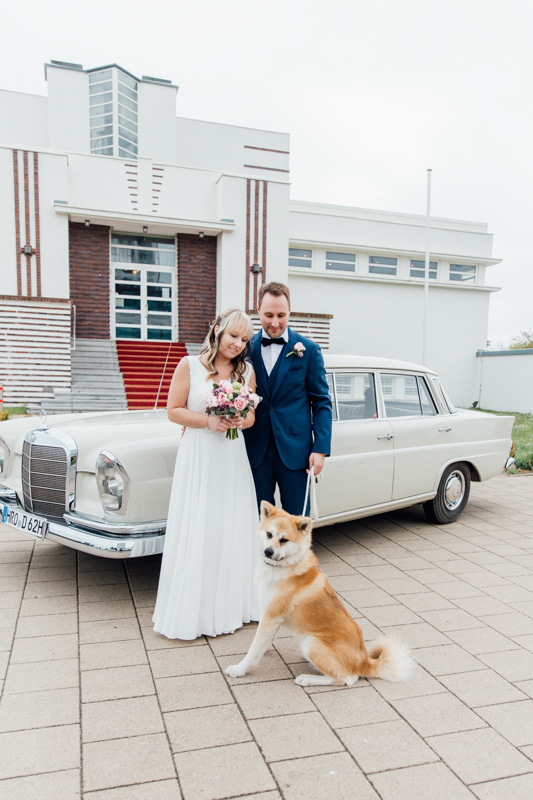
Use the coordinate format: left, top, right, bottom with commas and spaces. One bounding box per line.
152, 308, 261, 640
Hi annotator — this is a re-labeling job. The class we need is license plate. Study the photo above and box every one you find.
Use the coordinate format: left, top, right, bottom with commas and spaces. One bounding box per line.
1, 503, 48, 539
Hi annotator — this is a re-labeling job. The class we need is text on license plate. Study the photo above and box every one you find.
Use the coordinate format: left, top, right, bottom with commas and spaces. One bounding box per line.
1, 505, 48, 539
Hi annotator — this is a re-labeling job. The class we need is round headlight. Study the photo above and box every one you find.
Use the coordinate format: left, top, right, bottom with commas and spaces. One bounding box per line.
96, 451, 130, 514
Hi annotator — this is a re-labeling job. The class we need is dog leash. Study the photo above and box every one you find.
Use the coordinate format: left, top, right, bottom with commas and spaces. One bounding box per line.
303, 466, 319, 522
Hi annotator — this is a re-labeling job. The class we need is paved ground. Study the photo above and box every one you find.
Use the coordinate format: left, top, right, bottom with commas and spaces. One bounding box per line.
2, 474, 533, 799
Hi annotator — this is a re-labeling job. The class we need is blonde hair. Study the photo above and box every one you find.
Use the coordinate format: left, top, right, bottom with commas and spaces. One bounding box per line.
200, 308, 254, 383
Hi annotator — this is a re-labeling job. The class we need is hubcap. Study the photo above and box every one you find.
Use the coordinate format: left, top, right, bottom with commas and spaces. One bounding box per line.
444, 471, 465, 511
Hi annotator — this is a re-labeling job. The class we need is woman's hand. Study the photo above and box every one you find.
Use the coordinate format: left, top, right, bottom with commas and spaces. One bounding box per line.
206, 414, 243, 432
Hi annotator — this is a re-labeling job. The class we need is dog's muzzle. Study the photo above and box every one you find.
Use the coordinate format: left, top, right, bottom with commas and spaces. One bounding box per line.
263, 547, 283, 564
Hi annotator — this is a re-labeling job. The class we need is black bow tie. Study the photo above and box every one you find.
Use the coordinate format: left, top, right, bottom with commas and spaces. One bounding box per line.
261, 337, 284, 347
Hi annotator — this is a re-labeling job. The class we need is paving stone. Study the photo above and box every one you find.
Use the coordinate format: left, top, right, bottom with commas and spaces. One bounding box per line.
15, 612, 78, 638
0, 769, 80, 800
485, 583, 533, 603
373, 577, 430, 595
78, 569, 127, 586
0, 590, 22, 610
312, 685, 398, 729
338, 718, 438, 772
0, 724, 80, 780
156, 672, 234, 712
434, 580, 491, 599
23, 579, 77, 598
390, 692, 486, 737
81, 665, 155, 703
271, 752, 379, 800
142, 625, 207, 650
371, 667, 445, 701
476, 700, 533, 747
4, 657, 79, 694
83, 733, 175, 792
149, 645, 219, 678
218, 649, 293, 684
429, 727, 533, 783
445, 627, 518, 655
175, 741, 275, 800
84, 780, 181, 800
399, 592, 455, 612
79, 585, 132, 603
461, 572, 510, 588
208, 625, 258, 656
251, 711, 344, 762
380, 622, 450, 648
0, 687, 79, 732
339, 588, 398, 608
480, 612, 533, 636
472, 773, 533, 800
82, 695, 164, 742
19, 594, 78, 617
419, 608, 485, 631
413, 644, 484, 675
453, 596, 514, 616
477, 648, 533, 682
79, 618, 142, 644
328, 574, 375, 591
79, 601, 136, 622
369, 761, 476, 800
359, 605, 421, 627
26, 566, 76, 583
439, 669, 527, 707
165, 704, 251, 752
233, 678, 315, 718
80, 639, 148, 671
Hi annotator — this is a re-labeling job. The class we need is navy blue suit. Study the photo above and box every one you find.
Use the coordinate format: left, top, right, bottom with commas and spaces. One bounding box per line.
244, 327, 332, 516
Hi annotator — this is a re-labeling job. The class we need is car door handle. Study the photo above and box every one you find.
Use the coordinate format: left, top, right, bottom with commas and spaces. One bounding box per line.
377, 434, 394, 440
438, 427, 452, 432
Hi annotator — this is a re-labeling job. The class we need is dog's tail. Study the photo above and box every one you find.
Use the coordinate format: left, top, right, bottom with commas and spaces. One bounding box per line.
363, 636, 414, 682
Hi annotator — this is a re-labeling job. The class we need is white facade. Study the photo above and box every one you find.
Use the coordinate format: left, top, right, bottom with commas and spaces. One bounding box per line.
476, 351, 533, 414
0, 60, 501, 408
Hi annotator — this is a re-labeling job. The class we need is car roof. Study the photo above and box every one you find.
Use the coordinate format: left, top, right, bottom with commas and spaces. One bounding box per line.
323, 354, 437, 375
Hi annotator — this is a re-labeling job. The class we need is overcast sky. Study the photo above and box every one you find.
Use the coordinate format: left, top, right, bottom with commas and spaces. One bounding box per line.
3, 0, 532, 346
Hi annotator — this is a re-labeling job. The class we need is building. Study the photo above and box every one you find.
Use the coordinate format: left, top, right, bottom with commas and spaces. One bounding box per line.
0, 60, 500, 411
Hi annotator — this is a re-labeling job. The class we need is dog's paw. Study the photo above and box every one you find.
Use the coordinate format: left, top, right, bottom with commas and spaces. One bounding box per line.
225, 663, 247, 678
295, 674, 313, 686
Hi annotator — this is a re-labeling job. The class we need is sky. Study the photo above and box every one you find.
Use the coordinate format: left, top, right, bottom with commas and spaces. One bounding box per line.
2, 0, 532, 346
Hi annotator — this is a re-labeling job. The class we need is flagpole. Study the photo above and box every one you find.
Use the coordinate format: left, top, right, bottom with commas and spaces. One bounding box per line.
422, 168, 432, 365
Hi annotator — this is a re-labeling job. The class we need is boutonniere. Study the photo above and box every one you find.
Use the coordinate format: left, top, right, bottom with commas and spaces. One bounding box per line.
286, 342, 306, 358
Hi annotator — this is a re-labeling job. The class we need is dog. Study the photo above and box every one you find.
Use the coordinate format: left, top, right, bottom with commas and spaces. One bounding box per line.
225, 501, 414, 686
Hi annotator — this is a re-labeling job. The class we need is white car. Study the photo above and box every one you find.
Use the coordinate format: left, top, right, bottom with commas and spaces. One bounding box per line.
0, 355, 514, 559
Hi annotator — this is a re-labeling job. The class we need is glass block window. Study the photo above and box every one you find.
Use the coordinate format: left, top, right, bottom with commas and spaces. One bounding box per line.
410, 259, 438, 280
369, 256, 397, 276
326, 252, 355, 272
289, 248, 312, 268
89, 67, 138, 159
450, 264, 476, 282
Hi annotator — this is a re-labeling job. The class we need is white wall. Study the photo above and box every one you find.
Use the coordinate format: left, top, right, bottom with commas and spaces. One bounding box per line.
138, 81, 178, 164
38, 152, 70, 298
477, 351, 533, 413
289, 272, 491, 407
0, 90, 48, 150
0, 148, 17, 295
46, 66, 90, 154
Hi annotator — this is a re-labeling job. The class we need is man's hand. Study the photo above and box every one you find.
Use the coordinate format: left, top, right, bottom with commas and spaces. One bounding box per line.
308, 452, 325, 477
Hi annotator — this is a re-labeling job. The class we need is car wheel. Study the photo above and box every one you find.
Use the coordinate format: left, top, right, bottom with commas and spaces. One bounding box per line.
423, 462, 471, 524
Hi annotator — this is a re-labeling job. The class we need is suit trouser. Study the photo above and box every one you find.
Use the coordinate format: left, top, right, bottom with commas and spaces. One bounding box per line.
251, 436, 310, 516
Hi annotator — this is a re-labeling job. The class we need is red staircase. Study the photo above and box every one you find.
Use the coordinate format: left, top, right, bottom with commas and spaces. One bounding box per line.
116, 341, 188, 409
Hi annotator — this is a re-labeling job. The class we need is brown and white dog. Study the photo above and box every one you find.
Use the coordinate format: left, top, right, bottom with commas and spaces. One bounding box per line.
225, 502, 414, 686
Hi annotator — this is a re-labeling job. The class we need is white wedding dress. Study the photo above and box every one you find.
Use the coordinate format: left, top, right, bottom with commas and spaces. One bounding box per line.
153, 356, 261, 639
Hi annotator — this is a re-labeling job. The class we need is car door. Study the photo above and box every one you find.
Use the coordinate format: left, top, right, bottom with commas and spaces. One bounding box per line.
379, 372, 454, 501
316, 370, 394, 517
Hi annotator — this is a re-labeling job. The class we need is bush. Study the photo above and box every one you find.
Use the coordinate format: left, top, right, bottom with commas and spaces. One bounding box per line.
0, 409, 10, 422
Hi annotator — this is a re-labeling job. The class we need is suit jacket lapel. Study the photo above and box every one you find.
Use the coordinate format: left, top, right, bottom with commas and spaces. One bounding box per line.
271, 328, 297, 400
251, 332, 270, 399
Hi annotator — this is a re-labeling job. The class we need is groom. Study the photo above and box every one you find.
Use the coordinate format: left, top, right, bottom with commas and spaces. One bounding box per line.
244, 281, 332, 516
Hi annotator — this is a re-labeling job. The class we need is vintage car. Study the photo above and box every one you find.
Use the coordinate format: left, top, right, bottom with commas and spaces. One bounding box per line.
0, 355, 514, 559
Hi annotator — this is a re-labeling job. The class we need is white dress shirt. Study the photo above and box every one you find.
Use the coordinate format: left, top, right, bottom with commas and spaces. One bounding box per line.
261, 330, 289, 375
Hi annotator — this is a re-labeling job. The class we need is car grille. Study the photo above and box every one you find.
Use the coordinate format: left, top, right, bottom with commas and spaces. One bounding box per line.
22, 430, 77, 518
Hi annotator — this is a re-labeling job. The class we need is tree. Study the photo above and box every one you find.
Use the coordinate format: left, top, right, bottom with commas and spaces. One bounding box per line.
509, 328, 533, 349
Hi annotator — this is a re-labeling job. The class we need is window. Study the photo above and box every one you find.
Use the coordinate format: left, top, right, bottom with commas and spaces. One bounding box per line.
410, 259, 437, 280
289, 248, 312, 268
369, 256, 397, 276
326, 252, 355, 273
335, 373, 377, 421
381, 374, 422, 417
417, 376, 438, 416
88, 67, 138, 159
450, 264, 476, 282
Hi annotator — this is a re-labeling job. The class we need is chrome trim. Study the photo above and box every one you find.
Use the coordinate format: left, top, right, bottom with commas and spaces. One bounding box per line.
96, 449, 130, 516
438, 426, 452, 432
64, 510, 166, 535
0, 484, 17, 501
377, 433, 394, 440
505, 456, 516, 470
443, 469, 466, 511
22, 427, 77, 516
1, 498, 164, 559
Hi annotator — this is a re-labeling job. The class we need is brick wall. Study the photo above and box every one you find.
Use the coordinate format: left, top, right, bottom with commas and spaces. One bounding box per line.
178, 233, 217, 342
69, 222, 111, 339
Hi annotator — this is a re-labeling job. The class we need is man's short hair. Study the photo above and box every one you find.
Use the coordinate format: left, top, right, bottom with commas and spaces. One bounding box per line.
257, 281, 291, 308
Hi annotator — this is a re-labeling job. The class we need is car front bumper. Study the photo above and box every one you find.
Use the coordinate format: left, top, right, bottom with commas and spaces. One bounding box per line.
0, 496, 165, 559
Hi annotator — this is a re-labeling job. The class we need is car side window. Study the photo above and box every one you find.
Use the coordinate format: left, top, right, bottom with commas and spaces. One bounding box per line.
418, 376, 438, 416
381, 374, 422, 417
326, 373, 338, 421
335, 372, 377, 421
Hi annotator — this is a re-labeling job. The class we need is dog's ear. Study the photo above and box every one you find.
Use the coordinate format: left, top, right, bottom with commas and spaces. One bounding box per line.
260, 501, 275, 521
297, 516, 313, 537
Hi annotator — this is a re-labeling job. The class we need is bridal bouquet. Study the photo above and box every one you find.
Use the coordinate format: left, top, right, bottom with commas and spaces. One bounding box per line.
205, 380, 262, 440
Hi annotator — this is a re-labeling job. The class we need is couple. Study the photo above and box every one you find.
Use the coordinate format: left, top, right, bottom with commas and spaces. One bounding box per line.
153, 282, 332, 640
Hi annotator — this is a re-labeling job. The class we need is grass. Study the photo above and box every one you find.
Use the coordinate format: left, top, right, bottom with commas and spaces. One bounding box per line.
0, 404, 27, 421
473, 408, 533, 472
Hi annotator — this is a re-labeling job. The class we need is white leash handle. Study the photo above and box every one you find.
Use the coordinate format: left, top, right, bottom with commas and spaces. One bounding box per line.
303, 466, 319, 521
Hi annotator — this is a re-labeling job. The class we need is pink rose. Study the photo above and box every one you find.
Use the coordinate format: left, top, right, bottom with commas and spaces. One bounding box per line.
294, 342, 305, 356
234, 396, 247, 411
250, 393, 261, 408
219, 380, 233, 394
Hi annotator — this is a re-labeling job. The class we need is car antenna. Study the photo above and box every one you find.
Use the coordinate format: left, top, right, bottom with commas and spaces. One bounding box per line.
154, 341, 173, 410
